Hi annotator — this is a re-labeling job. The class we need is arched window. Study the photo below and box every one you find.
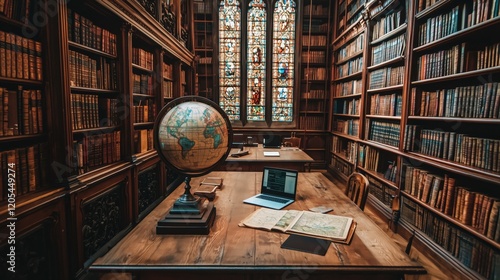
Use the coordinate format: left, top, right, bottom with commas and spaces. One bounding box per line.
218, 0, 296, 126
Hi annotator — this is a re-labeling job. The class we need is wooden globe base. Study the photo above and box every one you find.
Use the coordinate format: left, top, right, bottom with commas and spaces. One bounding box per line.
156, 176, 216, 235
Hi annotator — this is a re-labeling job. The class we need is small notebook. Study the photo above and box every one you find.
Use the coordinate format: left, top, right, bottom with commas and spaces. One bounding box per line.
263, 151, 280, 157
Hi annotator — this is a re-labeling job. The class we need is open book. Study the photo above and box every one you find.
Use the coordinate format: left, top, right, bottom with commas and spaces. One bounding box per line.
240, 208, 356, 244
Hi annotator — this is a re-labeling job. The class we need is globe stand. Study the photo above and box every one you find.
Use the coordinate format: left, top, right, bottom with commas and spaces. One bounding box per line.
156, 176, 216, 235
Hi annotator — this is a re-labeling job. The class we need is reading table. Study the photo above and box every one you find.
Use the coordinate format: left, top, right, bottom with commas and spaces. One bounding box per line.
221, 144, 315, 171
90, 172, 425, 279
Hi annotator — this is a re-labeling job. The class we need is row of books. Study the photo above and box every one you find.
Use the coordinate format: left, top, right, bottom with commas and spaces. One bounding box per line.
410, 83, 500, 118
472, 42, 500, 70
303, 4, 330, 16
334, 98, 360, 115
133, 129, 153, 154
133, 99, 157, 123
383, 161, 397, 182
332, 119, 359, 136
301, 89, 325, 99
132, 47, 154, 71
371, 33, 405, 66
400, 197, 497, 279
416, 0, 443, 13
70, 94, 119, 130
336, 56, 363, 78
69, 50, 118, 90
1, 87, 42, 136
0, 30, 43, 81
371, 6, 405, 41
329, 156, 354, 178
300, 101, 325, 112
0, 0, 35, 22
336, 33, 364, 62
366, 174, 395, 207
0, 143, 47, 200
466, 0, 500, 28
197, 56, 212, 64
133, 73, 153, 95
163, 62, 173, 80
405, 126, 500, 172
368, 65, 404, 89
163, 80, 173, 99
302, 67, 327, 80
347, 0, 366, 19
369, 93, 402, 116
368, 120, 400, 147
358, 145, 380, 172
74, 131, 121, 174
331, 136, 357, 164
301, 51, 326, 64
298, 115, 324, 130
68, 9, 117, 56
303, 22, 329, 33
334, 79, 362, 97
301, 35, 327, 47
417, 5, 460, 46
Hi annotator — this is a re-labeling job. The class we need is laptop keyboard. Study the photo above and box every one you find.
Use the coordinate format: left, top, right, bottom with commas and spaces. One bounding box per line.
256, 194, 289, 204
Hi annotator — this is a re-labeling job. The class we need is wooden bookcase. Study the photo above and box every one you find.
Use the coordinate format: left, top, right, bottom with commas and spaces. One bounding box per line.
0, 0, 192, 278
329, 0, 500, 279
193, 0, 215, 100
299, 0, 332, 166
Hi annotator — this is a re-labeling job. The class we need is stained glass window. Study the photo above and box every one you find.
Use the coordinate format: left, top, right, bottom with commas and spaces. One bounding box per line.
272, 0, 296, 122
218, 0, 296, 125
219, 0, 241, 121
247, 0, 266, 121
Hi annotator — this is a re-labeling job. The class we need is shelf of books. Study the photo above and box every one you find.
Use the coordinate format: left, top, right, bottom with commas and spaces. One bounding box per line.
131, 40, 156, 156
194, 0, 214, 99
66, 7, 123, 176
398, 0, 500, 278
301, 1, 329, 127
329, 14, 366, 176
163, 58, 174, 101
334, 0, 367, 38
0, 0, 48, 202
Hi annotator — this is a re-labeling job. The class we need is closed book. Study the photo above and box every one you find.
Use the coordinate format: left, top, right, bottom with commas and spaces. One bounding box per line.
487, 200, 500, 239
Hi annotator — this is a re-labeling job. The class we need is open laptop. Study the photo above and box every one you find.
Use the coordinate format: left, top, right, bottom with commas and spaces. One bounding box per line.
263, 135, 282, 148
243, 167, 298, 209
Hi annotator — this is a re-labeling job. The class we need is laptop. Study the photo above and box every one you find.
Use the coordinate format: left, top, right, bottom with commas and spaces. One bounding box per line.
263, 135, 282, 148
243, 167, 298, 209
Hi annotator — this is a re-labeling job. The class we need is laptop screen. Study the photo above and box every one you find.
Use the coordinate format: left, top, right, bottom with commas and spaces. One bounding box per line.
263, 135, 282, 148
261, 167, 297, 199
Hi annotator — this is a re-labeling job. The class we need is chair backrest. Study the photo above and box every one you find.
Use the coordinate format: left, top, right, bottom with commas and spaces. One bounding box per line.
345, 172, 370, 210
282, 136, 301, 148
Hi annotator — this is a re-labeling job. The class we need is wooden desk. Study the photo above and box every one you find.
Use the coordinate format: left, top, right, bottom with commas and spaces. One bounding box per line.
90, 172, 425, 280
220, 145, 315, 171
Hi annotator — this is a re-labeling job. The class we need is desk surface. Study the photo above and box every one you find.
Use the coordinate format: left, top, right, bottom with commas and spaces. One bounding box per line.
91, 172, 425, 279
227, 145, 314, 162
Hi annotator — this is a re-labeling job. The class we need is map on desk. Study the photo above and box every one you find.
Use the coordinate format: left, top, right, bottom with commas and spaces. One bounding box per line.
263, 151, 280, 157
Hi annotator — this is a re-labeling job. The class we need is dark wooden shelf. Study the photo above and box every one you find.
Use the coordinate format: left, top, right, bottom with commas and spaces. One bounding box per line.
72, 126, 120, 134
68, 41, 117, 59
365, 115, 402, 120
408, 116, 500, 124
366, 84, 404, 93
332, 93, 362, 99
331, 132, 360, 141
411, 66, 500, 85
367, 56, 404, 71
0, 77, 44, 86
370, 23, 407, 45
334, 71, 363, 82
400, 191, 500, 251
335, 50, 364, 65
358, 166, 398, 189
333, 113, 360, 118
71, 87, 120, 94
131, 63, 154, 73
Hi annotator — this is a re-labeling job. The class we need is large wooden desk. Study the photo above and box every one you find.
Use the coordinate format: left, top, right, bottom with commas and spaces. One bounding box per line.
90, 172, 425, 279
220, 145, 315, 171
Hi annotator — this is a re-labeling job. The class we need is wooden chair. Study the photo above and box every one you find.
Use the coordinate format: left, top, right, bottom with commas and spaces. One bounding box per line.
282, 136, 301, 148
345, 172, 370, 210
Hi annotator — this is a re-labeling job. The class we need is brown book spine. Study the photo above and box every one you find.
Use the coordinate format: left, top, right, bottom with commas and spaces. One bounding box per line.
488, 200, 500, 239
0, 31, 6, 78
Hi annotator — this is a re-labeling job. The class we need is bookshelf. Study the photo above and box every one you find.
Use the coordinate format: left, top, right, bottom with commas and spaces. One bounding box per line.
0, 0, 192, 278
193, 0, 215, 99
329, 0, 500, 279
299, 0, 331, 166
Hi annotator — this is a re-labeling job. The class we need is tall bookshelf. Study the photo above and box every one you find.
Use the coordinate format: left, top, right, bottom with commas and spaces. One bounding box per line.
329, 0, 500, 279
0, 0, 193, 278
193, 0, 215, 99
299, 0, 332, 166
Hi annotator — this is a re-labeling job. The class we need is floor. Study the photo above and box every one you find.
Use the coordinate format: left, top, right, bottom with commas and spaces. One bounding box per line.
93, 170, 457, 280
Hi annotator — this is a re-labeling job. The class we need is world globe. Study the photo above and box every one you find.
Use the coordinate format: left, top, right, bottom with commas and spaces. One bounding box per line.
154, 96, 233, 177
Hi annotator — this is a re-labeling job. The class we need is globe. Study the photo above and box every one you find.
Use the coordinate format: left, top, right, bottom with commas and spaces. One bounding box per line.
154, 96, 233, 177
